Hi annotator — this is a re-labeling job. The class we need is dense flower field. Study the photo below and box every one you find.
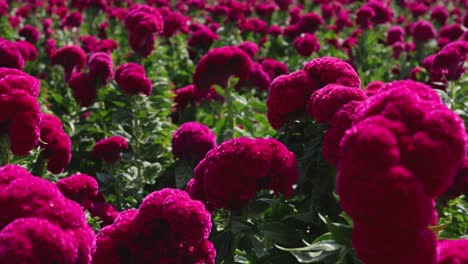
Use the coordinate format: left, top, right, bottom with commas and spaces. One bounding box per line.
0, 0, 467, 263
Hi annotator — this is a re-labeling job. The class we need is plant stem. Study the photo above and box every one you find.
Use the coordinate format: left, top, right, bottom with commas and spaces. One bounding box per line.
130, 96, 145, 193
0, 136, 10, 166
108, 162, 122, 211
224, 78, 236, 140
31, 155, 47, 177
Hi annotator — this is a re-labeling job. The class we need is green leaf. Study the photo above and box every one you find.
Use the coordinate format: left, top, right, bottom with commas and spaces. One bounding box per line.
174, 160, 193, 189
212, 229, 235, 263
260, 222, 301, 245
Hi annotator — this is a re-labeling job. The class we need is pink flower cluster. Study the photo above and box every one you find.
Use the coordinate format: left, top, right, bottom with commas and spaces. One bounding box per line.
172, 122, 217, 162
92, 135, 129, 163
0, 68, 41, 156
124, 4, 163, 58
0, 165, 95, 263
337, 80, 467, 263
115, 62, 153, 96
38, 113, 72, 174
92, 188, 215, 263
187, 137, 298, 210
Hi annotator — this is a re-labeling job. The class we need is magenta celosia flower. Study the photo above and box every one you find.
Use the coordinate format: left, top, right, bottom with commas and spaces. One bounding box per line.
238, 18, 268, 34
38, 113, 72, 174
14, 41, 38, 62
124, 4, 163, 57
441, 159, 468, 200
0, 167, 95, 263
92, 188, 215, 263
80, 35, 100, 53
245, 62, 272, 91
274, 0, 292, 11
192, 46, 252, 98
18, 24, 40, 44
188, 28, 219, 50
0, 164, 30, 188
51, 45, 87, 81
45, 38, 57, 57
187, 137, 298, 210
0, 40, 25, 70
68, 72, 97, 107
237, 41, 259, 58
412, 20, 436, 42
431, 5, 448, 25
0, 68, 40, 97
355, 5, 375, 29
366, 1, 393, 24
260, 58, 288, 79
386, 26, 405, 45
255, 3, 276, 17
293, 33, 320, 57
92, 136, 129, 163
61, 11, 83, 29
88, 199, 118, 227
432, 41, 468, 81
56, 174, 98, 210
438, 24, 464, 42
172, 122, 217, 162
88, 52, 114, 85
161, 11, 186, 38
437, 239, 468, 263
364, 80, 385, 96
335, 11, 353, 32
173, 84, 196, 112
115, 62, 152, 96
284, 12, 324, 38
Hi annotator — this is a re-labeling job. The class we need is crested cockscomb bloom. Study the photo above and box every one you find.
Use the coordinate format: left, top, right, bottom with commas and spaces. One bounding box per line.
238, 18, 268, 34
92, 188, 215, 264
0, 69, 41, 156
266, 25, 282, 36
245, 62, 272, 91
56, 174, 98, 210
124, 4, 163, 57
188, 28, 219, 50
187, 137, 299, 210
267, 57, 361, 129
161, 11, 186, 38
237, 41, 259, 58
284, 12, 324, 38
386, 26, 405, 45
335, 11, 353, 32
432, 41, 468, 81
80, 35, 99, 53
431, 5, 448, 25
45, 38, 57, 57
0, 40, 25, 69
355, 5, 375, 29
14, 41, 38, 62
61, 11, 83, 29
18, 24, 40, 44
0, 166, 95, 263
115, 62, 152, 96
42, 18, 53, 37
412, 20, 436, 42
436, 239, 468, 263
193, 46, 252, 98
438, 24, 464, 42
367, 1, 393, 24
51, 45, 87, 81
68, 72, 97, 107
337, 80, 466, 263
173, 84, 196, 112
293, 33, 320, 57
88, 52, 114, 85
38, 113, 72, 174
364, 81, 385, 96
255, 3, 276, 17
92, 136, 129, 163
172, 122, 217, 162
260, 58, 289, 79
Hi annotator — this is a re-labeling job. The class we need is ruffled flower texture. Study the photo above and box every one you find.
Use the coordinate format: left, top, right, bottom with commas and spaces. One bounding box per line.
337, 80, 467, 264
0, 164, 95, 263
124, 4, 163, 58
0, 68, 41, 156
187, 137, 299, 210
92, 188, 215, 264
0, 39, 25, 69
68, 72, 97, 107
56, 174, 99, 210
267, 57, 365, 164
88, 52, 114, 85
192, 46, 253, 98
115, 62, 153, 96
92, 135, 129, 163
51, 45, 87, 81
38, 113, 72, 174
172, 122, 217, 162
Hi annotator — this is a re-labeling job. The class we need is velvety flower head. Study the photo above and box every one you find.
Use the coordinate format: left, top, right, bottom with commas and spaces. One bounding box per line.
68, 72, 97, 107
173, 84, 196, 112
260, 58, 288, 79
88, 52, 114, 85
80, 35, 100, 53
162, 11, 187, 38
335, 10, 353, 31
187, 137, 299, 210
431, 5, 448, 25
0, 164, 30, 189
172, 122, 217, 162
255, 3, 277, 17
61, 11, 83, 29
51, 45, 87, 81
56, 174, 98, 210
407, 2, 429, 18
274, 0, 292, 11
355, 5, 375, 29
0, 68, 40, 97
0, 40, 25, 69
92, 136, 129, 163
432, 41, 468, 81
437, 239, 468, 264
284, 12, 324, 38
38, 113, 72, 174
45, 38, 57, 57
0, 167, 95, 263
387, 26, 405, 45
438, 24, 464, 42
237, 41, 259, 58
246, 62, 272, 91
188, 27, 219, 50
293, 33, 320, 57
115, 62, 152, 96
14, 40, 38, 62
88, 195, 118, 227
367, 1, 393, 24
92, 188, 215, 263
193, 46, 253, 98
412, 20, 436, 42
18, 24, 40, 44
365, 80, 385, 96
